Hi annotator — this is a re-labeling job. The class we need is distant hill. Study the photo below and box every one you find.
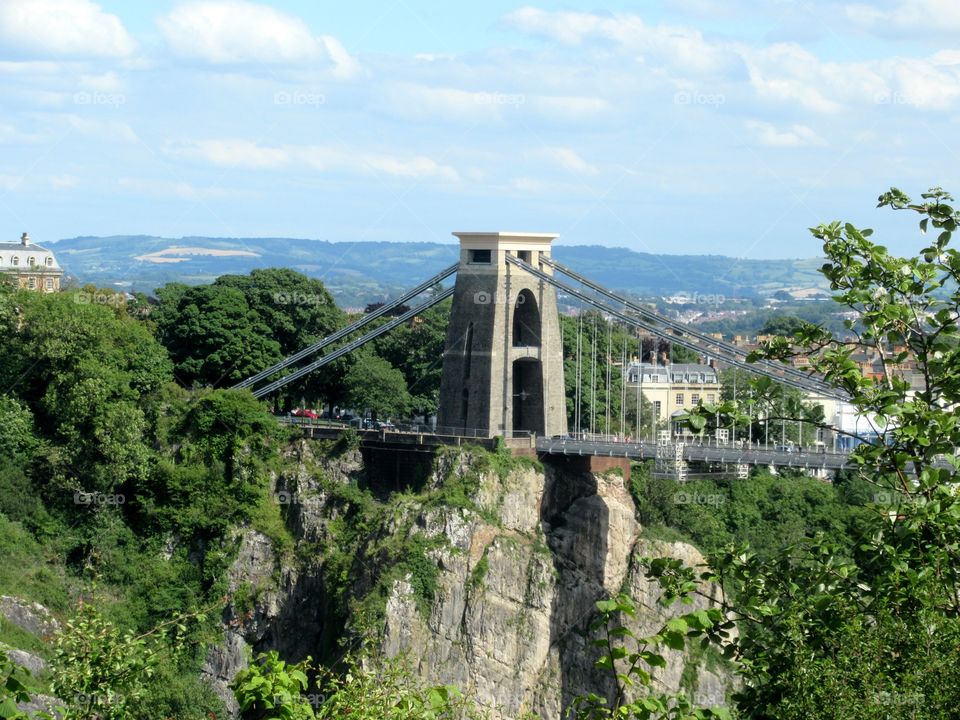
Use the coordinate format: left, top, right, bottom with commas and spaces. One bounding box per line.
47, 235, 829, 307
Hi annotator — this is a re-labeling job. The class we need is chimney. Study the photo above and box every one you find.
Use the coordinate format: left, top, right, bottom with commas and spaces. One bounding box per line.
21, 232, 29, 247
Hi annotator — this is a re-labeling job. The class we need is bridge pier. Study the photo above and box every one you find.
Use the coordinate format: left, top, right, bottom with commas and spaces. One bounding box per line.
541, 454, 631, 483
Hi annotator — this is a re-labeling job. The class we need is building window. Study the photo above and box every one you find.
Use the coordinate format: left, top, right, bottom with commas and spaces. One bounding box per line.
45, 278, 53, 289
46, 257, 52, 266
28, 277, 35, 289
654, 401, 662, 417
517, 250, 531, 263
691, 393, 700, 404
28, 256, 35, 266
676, 393, 684, 405
707, 394, 715, 404
469, 249, 491, 264
11, 256, 18, 266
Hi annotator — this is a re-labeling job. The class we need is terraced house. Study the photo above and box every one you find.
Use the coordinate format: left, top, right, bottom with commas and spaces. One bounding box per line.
624, 361, 721, 434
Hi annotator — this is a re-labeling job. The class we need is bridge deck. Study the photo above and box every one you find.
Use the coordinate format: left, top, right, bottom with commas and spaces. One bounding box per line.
283, 419, 854, 470
536, 437, 855, 470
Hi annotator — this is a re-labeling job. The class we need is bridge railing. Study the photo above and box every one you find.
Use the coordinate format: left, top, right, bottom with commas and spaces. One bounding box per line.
277, 416, 536, 442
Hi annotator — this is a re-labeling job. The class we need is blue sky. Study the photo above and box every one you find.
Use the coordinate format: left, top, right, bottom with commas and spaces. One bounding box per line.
1, 0, 959, 258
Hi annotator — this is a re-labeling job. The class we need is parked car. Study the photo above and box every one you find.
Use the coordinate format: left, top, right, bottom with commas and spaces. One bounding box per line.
375, 420, 396, 430
291, 408, 319, 419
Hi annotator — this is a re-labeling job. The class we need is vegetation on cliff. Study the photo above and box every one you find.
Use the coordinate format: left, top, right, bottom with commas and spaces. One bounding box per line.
2, 189, 960, 718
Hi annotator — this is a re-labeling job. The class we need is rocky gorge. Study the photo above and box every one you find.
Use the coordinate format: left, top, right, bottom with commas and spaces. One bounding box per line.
200, 439, 732, 718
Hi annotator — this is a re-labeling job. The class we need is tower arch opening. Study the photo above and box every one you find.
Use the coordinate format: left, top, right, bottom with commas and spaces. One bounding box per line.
512, 358, 545, 436
512, 289, 541, 347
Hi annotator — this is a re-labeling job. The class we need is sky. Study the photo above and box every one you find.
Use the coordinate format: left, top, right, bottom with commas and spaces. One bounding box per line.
1, 0, 960, 258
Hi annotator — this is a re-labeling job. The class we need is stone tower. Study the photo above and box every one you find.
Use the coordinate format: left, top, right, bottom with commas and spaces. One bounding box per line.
436, 232, 567, 438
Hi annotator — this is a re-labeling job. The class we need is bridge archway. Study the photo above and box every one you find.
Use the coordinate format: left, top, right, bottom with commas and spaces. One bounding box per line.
512, 358, 544, 436
512, 289, 541, 347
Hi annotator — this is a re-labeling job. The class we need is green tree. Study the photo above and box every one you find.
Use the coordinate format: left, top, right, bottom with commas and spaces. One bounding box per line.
372, 298, 449, 419
137, 389, 278, 540
214, 268, 343, 357
0, 290, 172, 494
0, 395, 37, 457
153, 283, 281, 386
314, 652, 482, 720
573, 591, 732, 720
231, 651, 315, 720
50, 598, 212, 720
759, 314, 809, 337
679, 186, 960, 718
343, 352, 412, 421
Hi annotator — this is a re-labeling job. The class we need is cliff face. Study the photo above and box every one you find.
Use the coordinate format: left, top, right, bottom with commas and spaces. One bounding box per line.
203, 442, 731, 718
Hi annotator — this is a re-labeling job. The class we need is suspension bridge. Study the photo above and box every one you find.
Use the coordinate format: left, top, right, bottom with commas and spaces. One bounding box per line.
233, 232, 853, 480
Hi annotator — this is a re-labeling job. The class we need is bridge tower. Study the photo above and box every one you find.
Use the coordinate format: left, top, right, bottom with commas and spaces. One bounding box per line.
436, 232, 567, 439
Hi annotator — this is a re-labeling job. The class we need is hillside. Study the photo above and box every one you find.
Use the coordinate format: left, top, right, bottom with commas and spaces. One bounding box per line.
48, 235, 829, 306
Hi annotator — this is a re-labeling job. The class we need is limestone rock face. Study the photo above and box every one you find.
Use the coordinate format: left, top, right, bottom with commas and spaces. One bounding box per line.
0, 596, 60, 638
6, 648, 47, 675
206, 445, 732, 719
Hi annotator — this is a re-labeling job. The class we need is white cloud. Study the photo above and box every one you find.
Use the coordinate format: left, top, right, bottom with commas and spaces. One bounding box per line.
364, 155, 459, 182
504, 7, 960, 114
0, 123, 46, 145
64, 116, 139, 143
78, 71, 123, 93
51, 174, 79, 188
177, 139, 291, 168
118, 177, 231, 200
169, 139, 459, 182
504, 7, 740, 75
0, 0, 134, 59
511, 177, 546, 192
845, 0, 960, 36
0, 175, 24, 191
746, 120, 824, 147
0, 61, 65, 75
374, 84, 492, 123
536, 147, 599, 175
529, 94, 610, 119
319, 35, 361, 79
158, 0, 359, 77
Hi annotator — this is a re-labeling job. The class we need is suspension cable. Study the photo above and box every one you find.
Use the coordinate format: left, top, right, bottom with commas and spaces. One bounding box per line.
235, 262, 458, 390
541, 257, 838, 396
505, 255, 847, 400
590, 311, 597, 435
605, 319, 612, 435
251, 287, 454, 398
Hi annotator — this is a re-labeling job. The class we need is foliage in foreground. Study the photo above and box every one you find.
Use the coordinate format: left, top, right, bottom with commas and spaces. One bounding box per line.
232, 649, 492, 720
573, 588, 732, 720
677, 186, 960, 718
